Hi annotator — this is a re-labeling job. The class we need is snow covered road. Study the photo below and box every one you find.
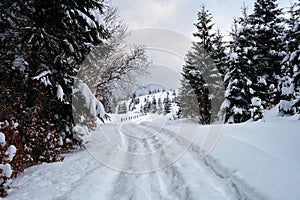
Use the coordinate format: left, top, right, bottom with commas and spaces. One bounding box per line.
7, 120, 232, 200
104, 123, 230, 200
6, 112, 300, 199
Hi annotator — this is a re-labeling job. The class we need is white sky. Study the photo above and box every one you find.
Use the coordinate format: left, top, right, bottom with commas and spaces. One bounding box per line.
112, 0, 294, 90
112, 0, 292, 38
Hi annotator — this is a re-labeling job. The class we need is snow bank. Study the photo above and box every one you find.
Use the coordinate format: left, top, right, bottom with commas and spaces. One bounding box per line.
157, 107, 300, 200
176, 116, 300, 199
0, 132, 5, 147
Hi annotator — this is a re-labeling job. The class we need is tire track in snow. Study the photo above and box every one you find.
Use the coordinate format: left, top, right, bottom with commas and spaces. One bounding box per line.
139, 122, 233, 200
108, 124, 164, 200
108, 123, 193, 200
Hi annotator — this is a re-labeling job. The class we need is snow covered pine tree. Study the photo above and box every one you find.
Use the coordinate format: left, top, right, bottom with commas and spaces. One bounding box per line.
0, 0, 108, 193
248, 0, 285, 108
180, 5, 224, 124
279, 2, 300, 115
222, 9, 260, 123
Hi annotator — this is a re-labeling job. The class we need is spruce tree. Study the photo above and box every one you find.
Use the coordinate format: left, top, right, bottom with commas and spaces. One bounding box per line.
249, 0, 284, 108
279, 2, 300, 115
163, 98, 171, 115
0, 0, 108, 165
180, 5, 223, 124
157, 97, 163, 114
179, 78, 199, 118
222, 8, 262, 123
211, 28, 227, 77
152, 97, 157, 113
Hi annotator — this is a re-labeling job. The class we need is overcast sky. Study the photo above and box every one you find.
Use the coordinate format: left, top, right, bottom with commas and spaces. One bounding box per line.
111, 0, 294, 90
112, 0, 292, 38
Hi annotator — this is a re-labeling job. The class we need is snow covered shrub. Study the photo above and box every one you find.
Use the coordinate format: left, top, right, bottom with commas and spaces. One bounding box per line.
0, 121, 17, 197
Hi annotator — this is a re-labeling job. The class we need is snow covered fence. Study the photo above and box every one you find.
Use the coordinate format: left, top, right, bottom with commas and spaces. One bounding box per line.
120, 113, 147, 122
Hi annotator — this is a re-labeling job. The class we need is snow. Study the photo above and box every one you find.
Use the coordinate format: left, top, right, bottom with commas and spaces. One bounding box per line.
162, 112, 300, 199
232, 79, 238, 85
89, 8, 105, 28
251, 97, 262, 106
76, 82, 106, 118
134, 83, 168, 96
279, 100, 295, 111
77, 9, 97, 29
225, 88, 231, 97
290, 50, 299, 61
58, 137, 63, 146
12, 56, 27, 73
5, 145, 17, 161
220, 99, 230, 109
281, 78, 294, 95
203, 120, 300, 200
57, 84, 64, 101
32, 70, 51, 80
0, 164, 13, 178
32, 70, 52, 86
118, 89, 177, 115
245, 78, 252, 86
233, 106, 243, 114
0, 132, 5, 147
0, 130, 16, 181
64, 39, 74, 53
258, 77, 267, 85
4, 108, 300, 200
230, 52, 238, 60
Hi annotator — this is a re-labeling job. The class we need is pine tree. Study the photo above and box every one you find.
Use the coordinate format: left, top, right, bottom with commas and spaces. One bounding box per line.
279, 2, 300, 115
209, 28, 226, 120
179, 79, 199, 118
157, 97, 163, 114
211, 28, 227, 77
249, 0, 284, 108
222, 8, 262, 123
163, 98, 171, 114
180, 5, 223, 124
0, 0, 108, 168
151, 97, 157, 113
143, 97, 151, 113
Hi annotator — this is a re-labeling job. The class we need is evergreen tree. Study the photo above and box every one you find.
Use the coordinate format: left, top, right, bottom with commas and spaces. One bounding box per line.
157, 97, 163, 114
151, 97, 157, 113
222, 8, 262, 123
211, 28, 227, 77
179, 5, 223, 124
279, 2, 300, 115
0, 0, 108, 167
249, 0, 284, 108
163, 98, 171, 115
179, 79, 199, 118
143, 98, 151, 113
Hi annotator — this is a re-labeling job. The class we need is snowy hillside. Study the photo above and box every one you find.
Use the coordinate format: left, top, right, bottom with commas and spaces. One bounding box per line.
116, 89, 180, 119
133, 83, 169, 97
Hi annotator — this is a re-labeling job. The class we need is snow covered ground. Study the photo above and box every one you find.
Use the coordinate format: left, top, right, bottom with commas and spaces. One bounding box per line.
5, 108, 300, 200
